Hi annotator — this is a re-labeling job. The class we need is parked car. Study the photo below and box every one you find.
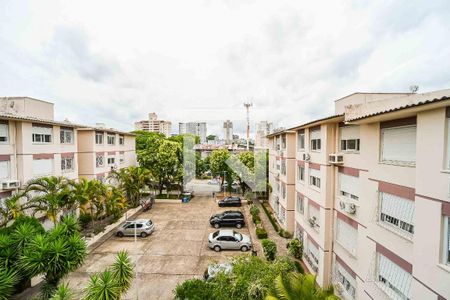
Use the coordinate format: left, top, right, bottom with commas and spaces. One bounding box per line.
116, 219, 155, 238
208, 229, 252, 252
203, 262, 233, 280
218, 196, 242, 207
208, 179, 219, 185
210, 211, 245, 229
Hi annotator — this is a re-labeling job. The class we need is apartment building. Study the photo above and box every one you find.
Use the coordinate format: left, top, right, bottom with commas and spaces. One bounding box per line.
268, 89, 450, 299
77, 126, 136, 181
255, 121, 273, 149
134, 112, 172, 137
179, 122, 207, 143
223, 120, 233, 144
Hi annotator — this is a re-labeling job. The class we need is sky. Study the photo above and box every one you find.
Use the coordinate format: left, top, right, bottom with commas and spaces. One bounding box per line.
0, 0, 450, 137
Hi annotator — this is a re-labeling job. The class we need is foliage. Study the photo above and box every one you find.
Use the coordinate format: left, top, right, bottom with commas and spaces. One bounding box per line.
286, 238, 303, 260
256, 227, 268, 239
82, 251, 134, 300
261, 203, 279, 232
266, 272, 338, 300
261, 239, 277, 261
50, 283, 74, 300
209, 149, 232, 181
250, 205, 260, 217
174, 255, 299, 300
104, 187, 127, 220
20, 215, 87, 299
206, 134, 217, 141
109, 167, 148, 208
278, 229, 293, 239
0, 192, 27, 227
0, 268, 19, 300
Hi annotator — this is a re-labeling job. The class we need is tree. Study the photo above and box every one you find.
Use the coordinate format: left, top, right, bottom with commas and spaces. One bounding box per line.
236, 151, 255, 195
206, 134, 217, 141
261, 239, 277, 261
0, 268, 19, 300
209, 149, 232, 185
20, 215, 87, 299
266, 273, 338, 300
83, 251, 134, 300
133, 130, 165, 152
104, 187, 127, 220
0, 193, 27, 227
109, 167, 149, 207
25, 176, 72, 225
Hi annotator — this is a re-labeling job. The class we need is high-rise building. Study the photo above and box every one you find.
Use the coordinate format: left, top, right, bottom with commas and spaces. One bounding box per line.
179, 122, 207, 143
268, 88, 450, 299
223, 120, 233, 144
134, 113, 171, 137
255, 121, 273, 149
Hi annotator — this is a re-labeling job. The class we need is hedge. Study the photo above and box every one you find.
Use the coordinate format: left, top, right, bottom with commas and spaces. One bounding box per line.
256, 227, 268, 239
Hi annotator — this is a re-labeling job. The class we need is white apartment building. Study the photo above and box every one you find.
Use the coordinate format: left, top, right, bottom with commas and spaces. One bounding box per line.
134, 112, 171, 137
223, 120, 233, 144
255, 121, 273, 149
268, 89, 450, 300
179, 122, 207, 143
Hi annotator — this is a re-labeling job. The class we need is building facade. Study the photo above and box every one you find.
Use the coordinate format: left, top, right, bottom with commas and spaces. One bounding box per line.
268, 89, 450, 299
179, 122, 207, 143
223, 120, 233, 144
255, 121, 273, 149
134, 112, 171, 137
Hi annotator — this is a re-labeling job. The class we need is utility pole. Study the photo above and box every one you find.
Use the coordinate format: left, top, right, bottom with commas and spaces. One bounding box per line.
244, 102, 252, 150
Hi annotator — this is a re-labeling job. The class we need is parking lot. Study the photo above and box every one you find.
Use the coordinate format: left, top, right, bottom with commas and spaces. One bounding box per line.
64, 193, 251, 299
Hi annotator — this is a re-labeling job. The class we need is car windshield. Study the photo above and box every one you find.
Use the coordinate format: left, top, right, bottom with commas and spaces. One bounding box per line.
234, 232, 242, 241
212, 231, 220, 238
146, 220, 152, 226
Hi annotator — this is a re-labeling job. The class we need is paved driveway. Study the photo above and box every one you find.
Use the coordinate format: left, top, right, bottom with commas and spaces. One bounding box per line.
65, 194, 250, 299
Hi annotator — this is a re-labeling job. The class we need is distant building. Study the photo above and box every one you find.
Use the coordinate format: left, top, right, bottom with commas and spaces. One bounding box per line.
179, 122, 207, 143
232, 134, 239, 140
255, 121, 273, 149
223, 120, 233, 144
134, 113, 171, 137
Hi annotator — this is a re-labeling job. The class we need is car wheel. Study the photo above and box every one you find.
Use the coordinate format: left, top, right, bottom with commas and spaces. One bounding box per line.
214, 245, 221, 252
140, 232, 148, 238
117, 232, 124, 237
235, 223, 242, 229
214, 223, 220, 229
241, 245, 248, 252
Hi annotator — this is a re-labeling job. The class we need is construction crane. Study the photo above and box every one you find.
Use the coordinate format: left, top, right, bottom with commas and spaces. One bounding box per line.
244, 102, 252, 150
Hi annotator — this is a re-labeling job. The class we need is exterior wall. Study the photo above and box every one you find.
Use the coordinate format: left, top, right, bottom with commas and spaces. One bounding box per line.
0, 97, 54, 120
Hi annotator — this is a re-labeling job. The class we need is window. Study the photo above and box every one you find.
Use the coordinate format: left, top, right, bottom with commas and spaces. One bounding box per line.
309, 168, 321, 189
119, 153, 125, 164
281, 135, 286, 149
442, 216, 450, 265
107, 156, 115, 165
335, 261, 356, 299
336, 218, 357, 255
376, 253, 412, 300
119, 135, 124, 145
33, 159, 53, 176
0, 122, 9, 143
95, 132, 104, 144
279, 206, 286, 224
305, 239, 319, 272
380, 125, 416, 164
107, 134, 116, 145
379, 192, 414, 237
298, 165, 305, 181
0, 161, 10, 179
32, 125, 52, 143
340, 126, 360, 152
60, 128, 73, 144
281, 184, 286, 199
298, 132, 305, 150
295, 223, 304, 244
296, 194, 304, 214
96, 155, 104, 167
308, 202, 320, 230
339, 173, 359, 201
310, 129, 321, 151
61, 157, 74, 172
281, 160, 286, 175
276, 137, 281, 150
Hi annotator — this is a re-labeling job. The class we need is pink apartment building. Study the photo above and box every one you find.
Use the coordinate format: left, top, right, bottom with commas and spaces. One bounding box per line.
268, 89, 450, 299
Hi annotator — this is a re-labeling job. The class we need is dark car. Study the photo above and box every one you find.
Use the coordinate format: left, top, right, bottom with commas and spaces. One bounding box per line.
218, 196, 242, 207
210, 211, 245, 228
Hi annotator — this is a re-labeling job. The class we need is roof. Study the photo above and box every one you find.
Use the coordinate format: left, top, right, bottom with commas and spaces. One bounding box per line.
333, 92, 412, 102
0, 96, 55, 105
346, 95, 450, 122
0, 112, 86, 128
78, 127, 135, 136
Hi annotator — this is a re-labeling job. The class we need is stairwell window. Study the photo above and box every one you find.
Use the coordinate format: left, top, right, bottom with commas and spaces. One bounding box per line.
379, 192, 414, 238
0, 122, 9, 143
296, 194, 304, 214
310, 128, 321, 151
298, 165, 305, 182
376, 252, 412, 300
32, 125, 52, 144
281, 160, 286, 175
281, 135, 286, 149
340, 125, 360, 152
298, 130, 305, 150
60, 128, 73, 144
281, 183, 286, 199
380, 118, 416, 165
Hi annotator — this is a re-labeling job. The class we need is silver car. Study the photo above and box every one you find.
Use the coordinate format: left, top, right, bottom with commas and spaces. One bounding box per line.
208, 230, 252, 252
116, 219, 155, 238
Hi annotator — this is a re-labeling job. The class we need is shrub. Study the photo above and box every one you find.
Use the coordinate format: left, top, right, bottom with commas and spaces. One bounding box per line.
244, 191, 254, 201
261, 239, 277, 261
247, 200, 253, 205
252, 214, 261, 224
261, 203, 279, 232
287, 238, 303, 260
174, 278, 214, 300
294, 261, 305, 274
278, 229, 293, 239
79, 214, 92, 228
249, 205, 260, 217
255, 227, 268, 239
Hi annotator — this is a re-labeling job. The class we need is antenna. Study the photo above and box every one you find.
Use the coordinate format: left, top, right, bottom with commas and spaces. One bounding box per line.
409, 85, 419, 93
243, 102, 253, 150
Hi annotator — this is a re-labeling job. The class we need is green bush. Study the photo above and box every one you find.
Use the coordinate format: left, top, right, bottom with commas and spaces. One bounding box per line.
249, 205, 260, 217
278, 229, 293, 238
252, 214, 261, 224
247, 199, 253, 205
261, 239, 277, 261
79, 214, 92, 228
261, 203, 279, 232
294, 261, 305, 274
287, 238, 303, 260
174, 278, 214, 300
255, 227, 268, 239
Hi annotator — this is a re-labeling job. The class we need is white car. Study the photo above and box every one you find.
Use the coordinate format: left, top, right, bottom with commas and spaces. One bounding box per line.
204, 263, 233, 280
208, 179, 219, 185
208, 230, 252, 252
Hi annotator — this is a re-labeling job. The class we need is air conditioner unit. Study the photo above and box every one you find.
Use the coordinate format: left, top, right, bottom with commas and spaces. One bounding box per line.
329, 154, 344, 164
1, 180, 20, 190
302, 153, 311, 161
308, 216, 317, 227
346, 203, 357, 214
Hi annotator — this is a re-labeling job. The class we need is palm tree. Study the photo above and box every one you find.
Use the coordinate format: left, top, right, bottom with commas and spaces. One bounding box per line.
50, 283, 74, 300
266, 273, 338, 300
25, 176, 71, 225
109, 167, 150, 207
69, 178, 91, 215
0, 192, 27, 227
0, 268, 19, 300
105, 187, 127, 220
83, 251, 134, 300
